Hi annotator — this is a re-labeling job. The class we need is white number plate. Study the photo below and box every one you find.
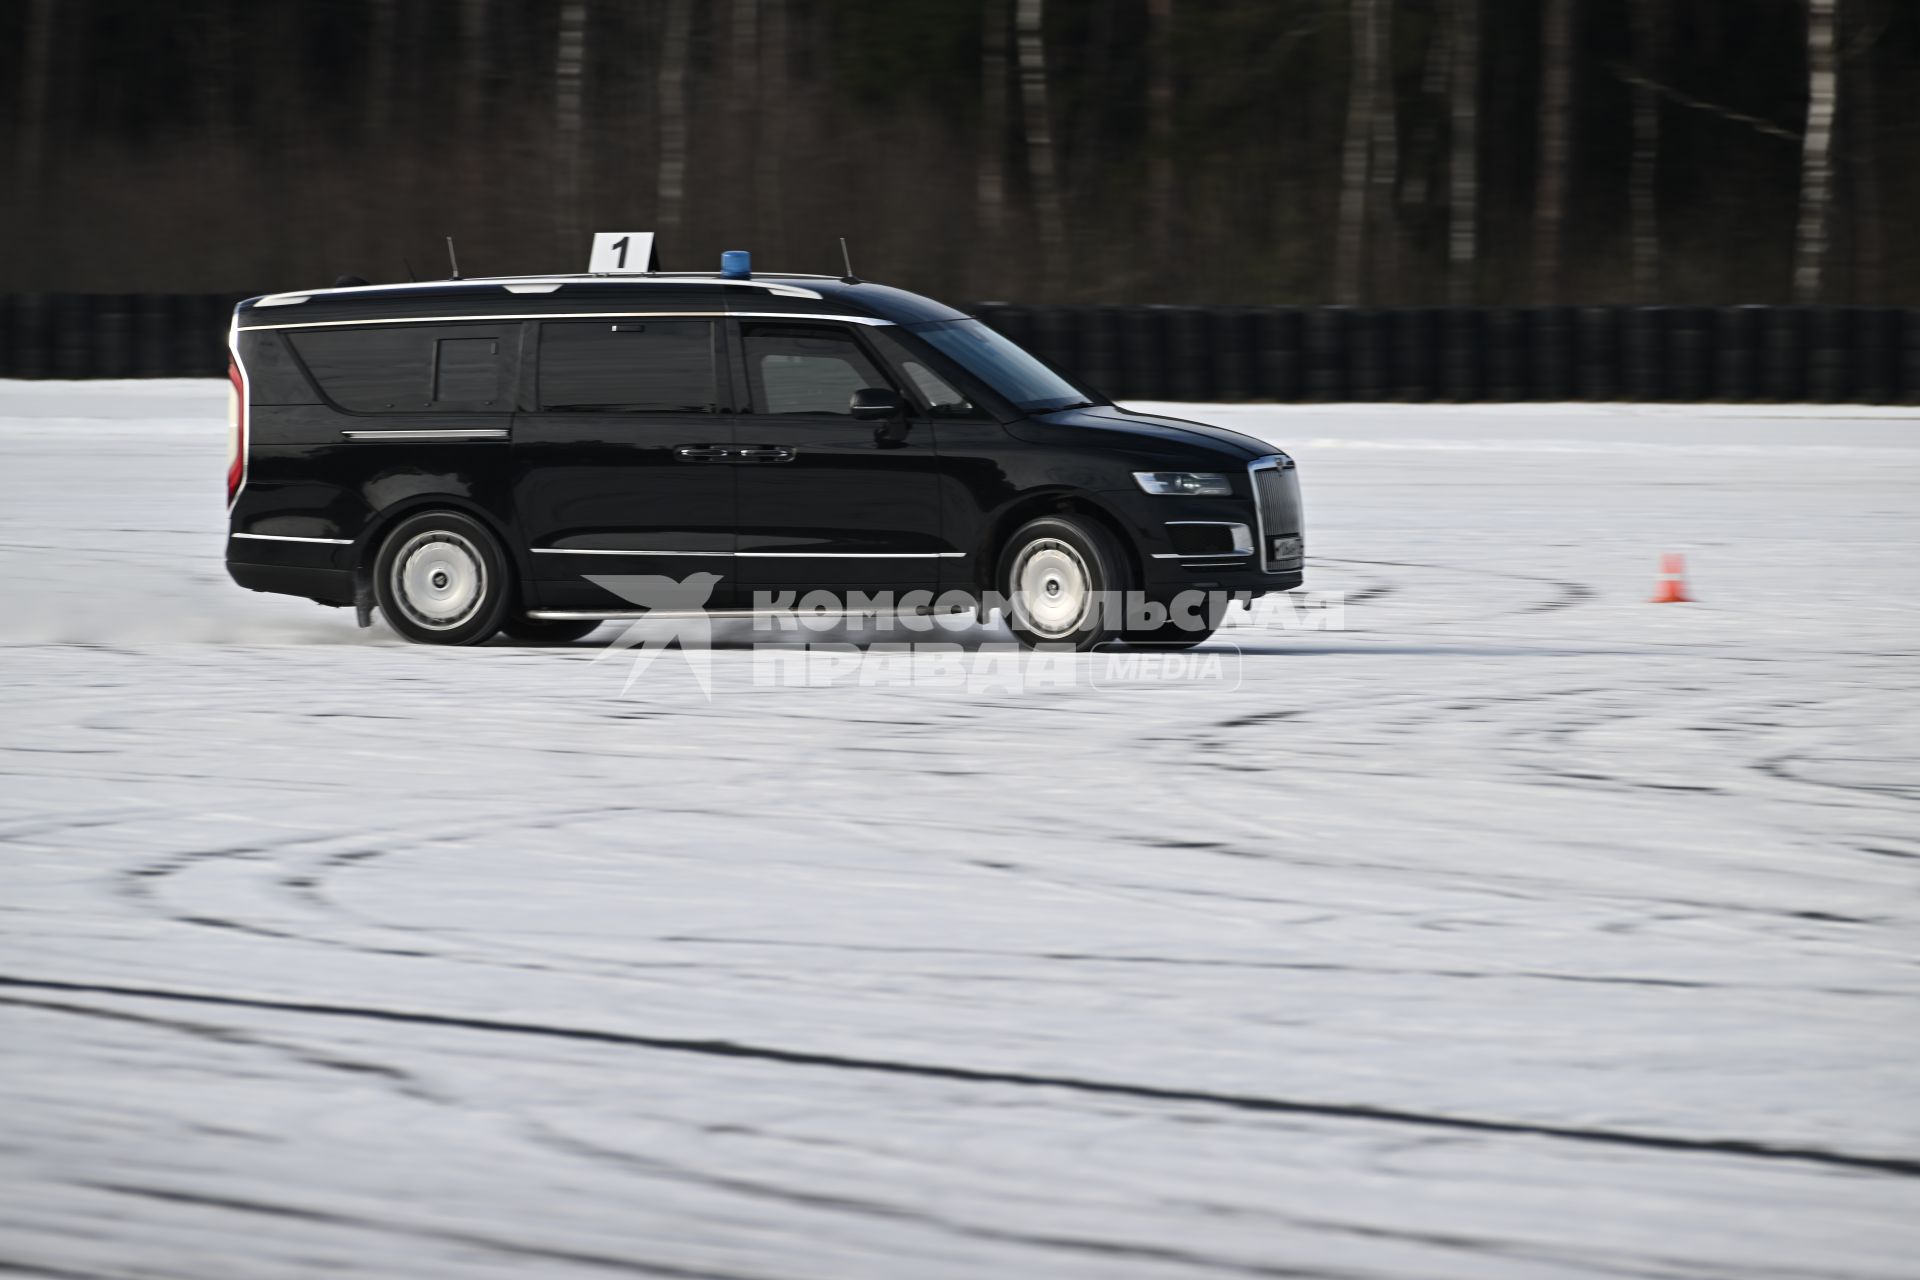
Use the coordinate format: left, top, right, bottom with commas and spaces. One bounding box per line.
588, 232, 656, 274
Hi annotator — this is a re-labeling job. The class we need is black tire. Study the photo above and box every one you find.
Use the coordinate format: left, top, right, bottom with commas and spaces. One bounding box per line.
499, 616, 603, 643
372, 510, 513, 645
997, 514, 1127, 651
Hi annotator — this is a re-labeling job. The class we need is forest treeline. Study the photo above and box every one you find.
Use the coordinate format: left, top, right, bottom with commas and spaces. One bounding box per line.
4, 0, 1914, 305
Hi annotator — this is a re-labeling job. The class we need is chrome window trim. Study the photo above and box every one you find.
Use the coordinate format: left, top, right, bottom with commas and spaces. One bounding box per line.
241, 311, 894, 332
232, 532, 353, 545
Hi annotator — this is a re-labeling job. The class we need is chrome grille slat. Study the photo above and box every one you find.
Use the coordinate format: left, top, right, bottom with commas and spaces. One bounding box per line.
1248, 455, 1304, 573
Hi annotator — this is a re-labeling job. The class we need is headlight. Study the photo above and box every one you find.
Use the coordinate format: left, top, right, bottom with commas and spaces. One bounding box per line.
1133, 471, 1234, 497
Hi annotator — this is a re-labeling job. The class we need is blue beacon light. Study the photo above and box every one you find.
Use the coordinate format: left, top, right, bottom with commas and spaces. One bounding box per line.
720, 250, 751, 280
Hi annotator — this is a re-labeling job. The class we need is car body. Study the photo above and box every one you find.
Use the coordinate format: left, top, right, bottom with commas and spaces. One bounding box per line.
224, 270, 1303, 646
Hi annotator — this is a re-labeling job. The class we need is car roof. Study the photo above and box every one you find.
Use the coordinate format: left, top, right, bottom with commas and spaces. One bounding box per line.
235, 274, 969, 327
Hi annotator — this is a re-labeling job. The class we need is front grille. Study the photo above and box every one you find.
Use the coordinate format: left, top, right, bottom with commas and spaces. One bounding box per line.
1252, 460, 1303, 572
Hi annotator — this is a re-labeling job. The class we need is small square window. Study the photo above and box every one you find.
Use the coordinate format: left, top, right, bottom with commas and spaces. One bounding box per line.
435, 338, 499, 403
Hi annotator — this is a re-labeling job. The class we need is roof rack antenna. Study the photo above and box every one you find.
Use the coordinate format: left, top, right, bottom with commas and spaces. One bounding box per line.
401, 256, 418, 283
839, 237, 860, 285
445, 236, 462, 280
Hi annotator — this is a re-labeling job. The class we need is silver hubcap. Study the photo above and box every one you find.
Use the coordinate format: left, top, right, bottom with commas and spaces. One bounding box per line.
392, 531, 486, 630
1011, 538, 1092, 639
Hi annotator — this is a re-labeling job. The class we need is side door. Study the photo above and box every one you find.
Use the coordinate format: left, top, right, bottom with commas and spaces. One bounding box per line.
511, 318, 740, 611
730, 320, 948, 596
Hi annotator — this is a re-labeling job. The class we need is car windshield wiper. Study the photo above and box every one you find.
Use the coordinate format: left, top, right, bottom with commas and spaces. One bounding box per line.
1031, 398, 1097, 412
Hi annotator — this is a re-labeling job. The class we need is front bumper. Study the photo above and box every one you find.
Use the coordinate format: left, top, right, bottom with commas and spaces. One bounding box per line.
1105, 455, 1304, 593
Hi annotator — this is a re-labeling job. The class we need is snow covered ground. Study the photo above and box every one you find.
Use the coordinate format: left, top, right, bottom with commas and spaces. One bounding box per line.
2, 380, 1918, 1279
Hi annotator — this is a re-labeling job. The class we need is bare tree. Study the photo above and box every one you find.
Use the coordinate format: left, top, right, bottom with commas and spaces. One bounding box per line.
458, 0, 491, 139
1334, 0, 1384, 305
656, 0, 693, 250
1626, 0, 1665, 300
1847, 0, 1881, 302
1146, 0, 1175, 262
553, 1, 588, 253
365, 0, 399, 138
730, 0, 760, 222
975, 0, 1010, 293
13, 0, 57, 287
1531, 0, 1575, 302
1367, 0, 1399, 295
1400, 0, 1450, 211
1793, 0, 1838, 303
1016, 0, 1067, 299
1447, 0, 1480, 304
757, 0, 788, 264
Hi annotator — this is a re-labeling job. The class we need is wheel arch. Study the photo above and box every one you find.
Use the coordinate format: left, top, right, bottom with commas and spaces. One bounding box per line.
352, 495, 527, 611
972, 489, 1143, 597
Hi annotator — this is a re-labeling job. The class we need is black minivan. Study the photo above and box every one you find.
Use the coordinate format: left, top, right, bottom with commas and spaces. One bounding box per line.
225, 268, 1303, 649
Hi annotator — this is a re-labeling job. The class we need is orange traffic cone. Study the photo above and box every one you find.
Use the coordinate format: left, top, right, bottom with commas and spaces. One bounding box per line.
1650, 553, 1693, 604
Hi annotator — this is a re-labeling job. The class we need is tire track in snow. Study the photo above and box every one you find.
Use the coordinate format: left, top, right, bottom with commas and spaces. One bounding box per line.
6, 974, 1915, 1181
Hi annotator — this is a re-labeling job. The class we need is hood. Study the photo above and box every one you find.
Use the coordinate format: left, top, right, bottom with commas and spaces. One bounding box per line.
1032, 404, 1280, 461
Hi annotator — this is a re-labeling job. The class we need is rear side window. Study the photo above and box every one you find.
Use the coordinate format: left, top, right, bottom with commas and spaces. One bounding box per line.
743, 325, 891, 416
434, 338, 500, 401
538, 320, 718, 412
288, 324, 506, 412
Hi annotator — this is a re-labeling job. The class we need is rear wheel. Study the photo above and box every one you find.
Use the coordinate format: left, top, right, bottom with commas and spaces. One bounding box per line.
500, 616, 603, 643
373, 511, 512, 645
998, 514, 1126, 651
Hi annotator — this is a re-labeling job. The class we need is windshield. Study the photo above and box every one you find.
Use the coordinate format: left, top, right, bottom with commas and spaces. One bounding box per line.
905, 318, 1096, 413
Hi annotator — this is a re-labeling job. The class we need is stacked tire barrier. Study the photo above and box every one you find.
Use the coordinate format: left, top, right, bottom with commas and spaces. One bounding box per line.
0, 294, 251, 380
2, 294, 1917, 402
976, 303, 1920, 404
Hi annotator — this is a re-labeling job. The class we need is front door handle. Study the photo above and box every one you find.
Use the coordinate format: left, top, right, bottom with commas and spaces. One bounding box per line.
675, 445, 732, 462
731, 445, 796, 463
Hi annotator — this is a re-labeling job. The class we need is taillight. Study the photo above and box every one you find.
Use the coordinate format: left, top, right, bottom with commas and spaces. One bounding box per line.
226, 357, 246, 507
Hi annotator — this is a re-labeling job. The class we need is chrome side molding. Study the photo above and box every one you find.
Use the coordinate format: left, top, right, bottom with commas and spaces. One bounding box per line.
341, 428, 510, 441
231, 531, 354, 545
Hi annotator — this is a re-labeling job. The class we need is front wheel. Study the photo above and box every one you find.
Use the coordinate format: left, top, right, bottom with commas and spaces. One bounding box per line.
373, 511, 512, 645
998, 514, 1127, 651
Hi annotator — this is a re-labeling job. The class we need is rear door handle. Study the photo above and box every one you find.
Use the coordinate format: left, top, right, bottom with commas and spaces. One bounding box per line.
675, 445, 732, 462
731, 445, 796, 463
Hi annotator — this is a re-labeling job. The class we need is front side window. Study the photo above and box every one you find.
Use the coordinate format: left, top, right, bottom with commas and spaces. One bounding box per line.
866, 327, 985, 419
743, 325, 891, 416
902, 360, 975, 416
538, 320, 718, 412
905, 318, 1095, 414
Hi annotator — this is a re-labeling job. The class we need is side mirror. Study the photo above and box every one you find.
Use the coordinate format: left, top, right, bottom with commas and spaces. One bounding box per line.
849, 387, 905, 421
